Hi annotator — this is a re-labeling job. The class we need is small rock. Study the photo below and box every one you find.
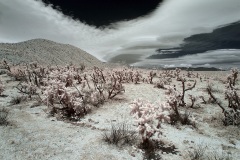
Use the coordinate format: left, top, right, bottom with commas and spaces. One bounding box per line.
130, 153, 135, 157
183, 140, 189, 144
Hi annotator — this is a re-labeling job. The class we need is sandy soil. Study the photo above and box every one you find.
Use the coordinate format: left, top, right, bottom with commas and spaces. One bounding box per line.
0, 67, 239, 160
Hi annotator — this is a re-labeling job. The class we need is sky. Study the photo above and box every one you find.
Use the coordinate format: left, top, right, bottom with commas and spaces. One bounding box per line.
0, 0, 240, 69
41, 0, 162, 27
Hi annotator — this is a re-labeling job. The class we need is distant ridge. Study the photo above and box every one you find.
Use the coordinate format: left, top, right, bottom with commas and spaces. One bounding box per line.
0, 39, 107, 67
137, 66, 224, 71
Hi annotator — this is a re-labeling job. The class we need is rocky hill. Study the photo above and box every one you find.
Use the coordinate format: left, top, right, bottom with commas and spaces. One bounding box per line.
0, 39, 108, 67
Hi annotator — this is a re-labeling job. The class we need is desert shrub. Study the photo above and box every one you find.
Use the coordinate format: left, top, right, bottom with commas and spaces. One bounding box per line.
10, 96, 27, 105
140, 139, 177, 160
1, 59, 11, 71
207, 85, 240, 126
43, 83, 91, 119
7, 65, 27, 81
166, 86, 196, 126
226, 68, 238, 89
207, 151, 234, 160
188, 94, 199, 108
0, 69, 7, 75
147, 71, 157, 84
0, 79, 4, 96
187, 144, 234, 160
102, 122, 137, 146
186, 143, 208, 160
16, 82, 38, 99
0, 108, 9, 126
79, 63, 85, 71
178, 77, 197, 107
154, 78, 170, 89
41, 66, 127, 120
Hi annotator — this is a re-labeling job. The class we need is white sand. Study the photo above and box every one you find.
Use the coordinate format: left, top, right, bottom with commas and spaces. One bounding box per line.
1, 68, 239, 160
0, 39, 239, 159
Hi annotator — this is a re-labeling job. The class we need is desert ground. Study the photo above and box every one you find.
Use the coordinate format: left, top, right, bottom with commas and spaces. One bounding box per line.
0, 39, 239, 160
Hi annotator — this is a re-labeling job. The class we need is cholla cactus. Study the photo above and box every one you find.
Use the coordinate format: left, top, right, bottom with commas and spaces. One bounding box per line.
41, 65, 127, 119
147, 71, 156, 84
207, 86, 240, 126
1, 59, 11, 71
174, 68, 181, 79
225, 89, 240, 111
130, 99, 171, 144
154, 78, 170, 89
16, 82, 37, 98
227, 68, 238, 89
188, 94, 197, 108
43, 82, 91, 118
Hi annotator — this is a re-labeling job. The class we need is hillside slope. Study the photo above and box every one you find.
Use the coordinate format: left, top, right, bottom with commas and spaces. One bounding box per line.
0, 39, 107, 67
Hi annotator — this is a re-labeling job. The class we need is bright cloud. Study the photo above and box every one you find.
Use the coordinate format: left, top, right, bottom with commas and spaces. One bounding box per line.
0, 0, 240, 65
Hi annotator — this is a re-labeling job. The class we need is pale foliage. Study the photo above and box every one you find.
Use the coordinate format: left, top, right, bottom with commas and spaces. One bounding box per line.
130, 99, 171, 142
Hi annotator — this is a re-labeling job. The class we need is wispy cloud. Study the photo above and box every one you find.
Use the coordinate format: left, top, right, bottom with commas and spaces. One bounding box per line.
0, 0, 240, 64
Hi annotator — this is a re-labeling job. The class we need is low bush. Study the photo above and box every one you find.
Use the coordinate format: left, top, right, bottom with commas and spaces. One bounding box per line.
0, 108, 9, 126
186, 143, 207, 160
0, 79, 4, 96
102, 122, 137, 146
10, 96, 27, 105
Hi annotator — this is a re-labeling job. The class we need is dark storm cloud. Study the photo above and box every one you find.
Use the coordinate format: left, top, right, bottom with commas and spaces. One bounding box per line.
148, 21, 240, 59
41, 0, 163, 27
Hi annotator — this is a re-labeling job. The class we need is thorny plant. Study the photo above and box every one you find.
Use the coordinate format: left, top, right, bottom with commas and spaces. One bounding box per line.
0, 79, 4, 96
0, 108, 9, 126
42, 66, 127, 120
226, 68, 238, 89
206, 72, 240, 126
164, 76, 197, 126
130, 99, 171, 146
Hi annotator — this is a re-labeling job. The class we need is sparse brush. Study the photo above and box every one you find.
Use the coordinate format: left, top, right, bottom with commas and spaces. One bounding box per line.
189, 94, 198, 108
141, 140, 163, 160
154, 78, 168, 89
0, 108, 9, 126
102, 122, 137, 146
187, 143, 208, 160
207, 85, 240, 126
166, 87, 196, 126
1, 59, 11, 71
226, 68, 238, 89
147, 71, 156, 84
181, 111, 196, 126
10, 96, 27, 105
79, 63, 85, 71
179, 77, 197, 107
16, 82, 37, 99
207, 151, 234, 160
41, 66, 127, 120
0, 79, 4, 96
140, 139, 177, 160
8, 66, 27, 81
